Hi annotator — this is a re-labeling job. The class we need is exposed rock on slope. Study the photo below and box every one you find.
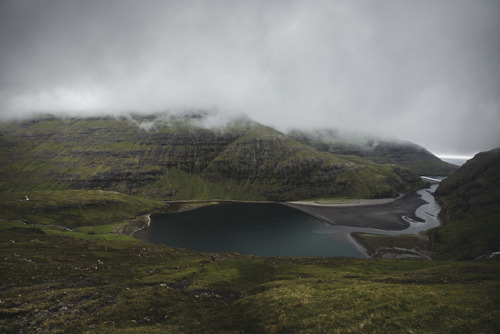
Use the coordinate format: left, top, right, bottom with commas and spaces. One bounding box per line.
432, 147, 500, 259
0, 115, 424, 201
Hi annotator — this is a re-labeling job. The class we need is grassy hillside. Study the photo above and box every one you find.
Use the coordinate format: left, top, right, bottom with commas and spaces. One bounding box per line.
0, 190, 166, 241
0, 115, 424, 201
432, 148, 500, 260
0, 116, 498, 332
204, 125, 422, 200
289, 129, 458, 176
1, 227, 499, 333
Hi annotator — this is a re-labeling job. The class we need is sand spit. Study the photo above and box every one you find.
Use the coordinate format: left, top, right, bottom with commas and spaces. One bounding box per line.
284, 191, 426, 231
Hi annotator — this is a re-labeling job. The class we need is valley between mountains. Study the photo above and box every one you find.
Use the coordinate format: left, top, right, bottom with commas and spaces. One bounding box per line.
1, 114, 498, 333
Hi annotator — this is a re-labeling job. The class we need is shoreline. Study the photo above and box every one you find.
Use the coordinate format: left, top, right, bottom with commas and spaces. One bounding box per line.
285, 195, 403, 208
162, 196, 402, 208
124, 201, 226, 237
128, 185, 440, 259
348, 184, 441, 259
123, 191, 425, 235
351, 232, 433, 260
284, 190, 426, 231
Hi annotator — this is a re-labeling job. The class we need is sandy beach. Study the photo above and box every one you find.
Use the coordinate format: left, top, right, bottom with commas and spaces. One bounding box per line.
284, 190, 427, 231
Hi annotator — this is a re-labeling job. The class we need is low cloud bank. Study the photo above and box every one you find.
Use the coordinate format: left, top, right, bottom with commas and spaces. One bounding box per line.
0, 0, 499, 156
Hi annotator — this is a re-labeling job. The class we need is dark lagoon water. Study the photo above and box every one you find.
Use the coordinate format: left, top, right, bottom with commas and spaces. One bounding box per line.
135, 202, 365, 257
135, 185, 440, 258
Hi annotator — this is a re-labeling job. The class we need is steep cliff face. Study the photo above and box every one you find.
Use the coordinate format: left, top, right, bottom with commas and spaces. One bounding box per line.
289, 129, 458, 176
0, 115, 424, 200
432, 148, 500, 259
204, 125, 422, 200
0, 116, 242, 198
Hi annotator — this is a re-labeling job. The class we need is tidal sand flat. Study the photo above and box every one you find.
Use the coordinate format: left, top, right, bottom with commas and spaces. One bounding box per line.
285, 191, 427, 230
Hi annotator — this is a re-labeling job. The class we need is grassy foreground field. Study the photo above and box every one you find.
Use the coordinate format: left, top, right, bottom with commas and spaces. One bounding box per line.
1, 226, 499, 333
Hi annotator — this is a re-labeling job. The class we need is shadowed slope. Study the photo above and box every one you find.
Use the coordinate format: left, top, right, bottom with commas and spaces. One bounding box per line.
432, 148, 500, 259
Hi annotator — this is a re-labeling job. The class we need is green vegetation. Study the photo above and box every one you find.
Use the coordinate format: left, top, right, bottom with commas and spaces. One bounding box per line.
2, 115, 498, 332
0, 190, 164, 229
1, 228, 499, 333
0, 181, 498, 333
432, 148, 500, 260
0, 115, 424, 201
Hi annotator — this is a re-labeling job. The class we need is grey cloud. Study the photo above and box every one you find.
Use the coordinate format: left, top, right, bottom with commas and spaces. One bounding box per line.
0, 0, 499, 156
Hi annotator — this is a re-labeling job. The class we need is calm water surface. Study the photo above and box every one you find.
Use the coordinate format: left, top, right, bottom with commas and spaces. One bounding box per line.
135, 202, 364, 257
135, 185, 440, 258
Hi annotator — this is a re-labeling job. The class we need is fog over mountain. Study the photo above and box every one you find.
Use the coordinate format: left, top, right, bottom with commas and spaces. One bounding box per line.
1, 0, 499, 157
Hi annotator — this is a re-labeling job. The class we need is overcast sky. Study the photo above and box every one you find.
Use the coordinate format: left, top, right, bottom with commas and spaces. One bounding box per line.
1, 0, 499, 156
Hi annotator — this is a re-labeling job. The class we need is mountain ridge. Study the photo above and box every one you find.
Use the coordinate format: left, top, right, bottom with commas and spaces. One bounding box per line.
289, 128, 458, 176
0, 114, 435, 201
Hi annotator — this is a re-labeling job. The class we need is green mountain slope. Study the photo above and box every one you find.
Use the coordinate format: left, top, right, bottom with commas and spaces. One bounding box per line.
0, 115, 424, 201
289, 129, 458, 176
432, 147, 500, 259
203, 124, 421, 200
